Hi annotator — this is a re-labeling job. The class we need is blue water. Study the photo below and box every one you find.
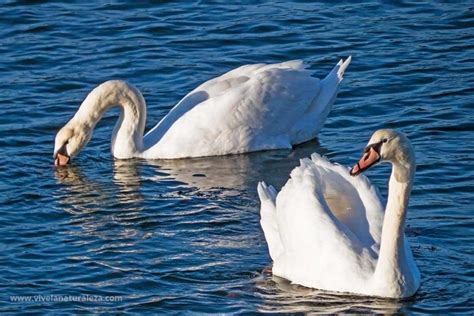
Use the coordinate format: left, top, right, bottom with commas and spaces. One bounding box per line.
1, 1, 473, 313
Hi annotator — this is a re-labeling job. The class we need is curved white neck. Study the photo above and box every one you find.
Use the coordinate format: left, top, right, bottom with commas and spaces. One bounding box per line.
373, 161, 415, 285
72, 80, 147, 158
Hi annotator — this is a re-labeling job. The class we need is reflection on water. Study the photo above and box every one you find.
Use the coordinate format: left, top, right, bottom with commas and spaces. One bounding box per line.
56, 139, 326, 200
54, 166, 111, 215
53, 163, 146, 241
54, 162, 145, 211
112, 159, 144, 204
53, 165, 149, 286
255, 274, 407, 314
142, 139, 328, 192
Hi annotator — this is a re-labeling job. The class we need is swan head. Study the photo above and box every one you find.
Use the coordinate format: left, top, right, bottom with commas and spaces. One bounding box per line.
350, 129, 415, 180
53, 122, 92, 166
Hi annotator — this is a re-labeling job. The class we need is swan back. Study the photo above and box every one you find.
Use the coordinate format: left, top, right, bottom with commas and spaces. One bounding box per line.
143, 64, 321, 158
258, 154, 385, 293
308, 154, 385, 247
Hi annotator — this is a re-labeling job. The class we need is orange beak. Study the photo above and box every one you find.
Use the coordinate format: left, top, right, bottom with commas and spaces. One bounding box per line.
54, 153, 70, 166
350, 147, 381, 176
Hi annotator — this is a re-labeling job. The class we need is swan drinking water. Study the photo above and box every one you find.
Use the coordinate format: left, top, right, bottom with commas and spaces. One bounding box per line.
258, 129, 420, 298
53, 57, 351, 166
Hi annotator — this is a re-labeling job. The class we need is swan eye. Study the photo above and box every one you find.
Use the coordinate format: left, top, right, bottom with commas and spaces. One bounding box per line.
382, 138, 388, 143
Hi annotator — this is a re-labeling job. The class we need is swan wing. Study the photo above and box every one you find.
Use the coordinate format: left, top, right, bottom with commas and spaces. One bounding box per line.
257, 181, 284, 261
142, 62, 321, 158
309, 153, 385, 248
265, 157, 377, 291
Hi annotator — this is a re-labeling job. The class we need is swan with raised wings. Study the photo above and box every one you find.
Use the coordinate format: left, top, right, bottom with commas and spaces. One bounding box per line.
258, 129, 420, 298
53, 57, 351, 165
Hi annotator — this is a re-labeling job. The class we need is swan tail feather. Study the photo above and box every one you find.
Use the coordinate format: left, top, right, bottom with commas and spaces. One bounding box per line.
258, 181, 284, 260
303, 56, 351, 136
337, 55, 352, 80
324, 56, 351, 83
257, 181, 277, 204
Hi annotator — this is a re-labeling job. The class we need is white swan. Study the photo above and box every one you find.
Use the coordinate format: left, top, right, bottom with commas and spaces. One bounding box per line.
53, 57, 351, 165
258, 129, 420, 298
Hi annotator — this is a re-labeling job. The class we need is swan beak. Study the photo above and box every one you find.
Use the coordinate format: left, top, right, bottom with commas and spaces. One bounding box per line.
350, 147, 380, 176
54, 153, 70, 166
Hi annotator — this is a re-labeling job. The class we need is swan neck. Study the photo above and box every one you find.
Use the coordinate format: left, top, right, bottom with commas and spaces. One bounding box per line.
374, 162, 414, 279
74, 80, 147, 158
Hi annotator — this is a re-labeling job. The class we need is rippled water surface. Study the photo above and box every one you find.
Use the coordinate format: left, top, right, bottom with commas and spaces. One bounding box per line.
1, 1, 473, 313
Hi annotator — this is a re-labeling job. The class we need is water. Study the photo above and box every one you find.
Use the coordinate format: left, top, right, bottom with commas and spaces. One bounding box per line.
1, 1, 473, 313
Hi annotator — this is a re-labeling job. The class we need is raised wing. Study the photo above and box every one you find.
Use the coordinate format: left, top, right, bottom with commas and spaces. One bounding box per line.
266, 155, 384, 290
257, 181, 284, 261
308, 153, 385, 249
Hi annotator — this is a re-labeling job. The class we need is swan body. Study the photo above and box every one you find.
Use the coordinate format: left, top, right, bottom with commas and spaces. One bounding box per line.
53, 57, 351, 165
258, 129, 420, 298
